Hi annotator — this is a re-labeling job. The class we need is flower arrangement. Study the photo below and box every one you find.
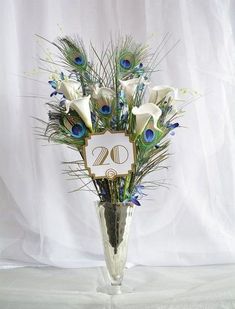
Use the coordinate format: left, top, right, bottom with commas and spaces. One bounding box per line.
36, 35, 197, 206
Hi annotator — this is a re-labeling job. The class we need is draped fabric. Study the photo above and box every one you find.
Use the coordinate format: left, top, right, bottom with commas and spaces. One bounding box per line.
0, 0, 234, 268
1, 265, 235, 308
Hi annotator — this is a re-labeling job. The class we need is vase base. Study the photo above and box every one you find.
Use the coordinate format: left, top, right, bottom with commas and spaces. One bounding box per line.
97, 284, 133, 295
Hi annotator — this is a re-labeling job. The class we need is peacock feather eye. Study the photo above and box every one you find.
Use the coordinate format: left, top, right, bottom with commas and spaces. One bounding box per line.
58, 37, 88, 71
143, 129, 155, 143
96, 95, 113, 118
71, 51, 87, 69
120, 59, 131, 69
141, 118, 159, 146
71, 123, 86, 138
119, 52, 135, 71
100, 105, 112, 115
63, 113, 86, 139
74, 54, 85, 66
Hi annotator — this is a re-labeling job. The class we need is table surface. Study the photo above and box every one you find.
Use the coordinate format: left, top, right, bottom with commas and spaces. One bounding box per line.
0, 264, 235, 309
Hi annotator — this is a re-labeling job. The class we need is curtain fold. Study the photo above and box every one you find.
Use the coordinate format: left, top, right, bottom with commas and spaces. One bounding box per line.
0, 0, 234, 268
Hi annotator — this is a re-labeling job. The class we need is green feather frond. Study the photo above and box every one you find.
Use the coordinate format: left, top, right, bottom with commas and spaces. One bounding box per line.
63, 165, 99, 196
54, 36, 88, 71
144, 33, 180, 79
46, 130, 85, 149
88, 36, 149, 89
54, 36, 108, 86
89, 41, 115, 88
134, 140, 170, 185
140, 179, 171, 190
33, 103, 86, 150
116, 36, 148, 70
45, 119, 86, 149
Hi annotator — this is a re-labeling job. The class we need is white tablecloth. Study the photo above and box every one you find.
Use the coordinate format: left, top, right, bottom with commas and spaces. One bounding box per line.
0, 264, 235, 309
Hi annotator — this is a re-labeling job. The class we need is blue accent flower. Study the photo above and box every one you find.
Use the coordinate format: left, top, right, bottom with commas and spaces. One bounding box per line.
71, 123, 86, 138
121, 112, 128, 122
118, 90, 125, 107
144, 129, 155, 143
48, 80, 57, 89
167, 122, 179, 129
137, 83, 145, 92
48, 80, 63, 97
110, 116, 117, 129
134, 63, 144, 76
50, 91, 57, 97
131, 195, 141, 206
100, 105, 112, 115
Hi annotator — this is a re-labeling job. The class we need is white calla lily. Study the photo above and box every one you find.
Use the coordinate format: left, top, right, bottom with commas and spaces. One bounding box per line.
65, 95, 92, 130
132, 103, 162, 135
149, 85, 179, 105
57, 79, 82, 100
120, 77, 148, 102
120, 78, 139, 99
164, 88, 197, 122
93, 85, 115, 100
92, 86, 115, 107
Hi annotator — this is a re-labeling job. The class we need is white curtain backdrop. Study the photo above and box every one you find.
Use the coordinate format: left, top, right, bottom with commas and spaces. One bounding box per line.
0, 0, 234, 269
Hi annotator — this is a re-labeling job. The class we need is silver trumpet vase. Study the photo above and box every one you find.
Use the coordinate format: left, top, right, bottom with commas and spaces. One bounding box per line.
97, 201, 135, 294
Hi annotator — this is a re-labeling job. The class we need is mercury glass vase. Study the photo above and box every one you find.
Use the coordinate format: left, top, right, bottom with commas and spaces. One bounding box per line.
96, 201, 135, 294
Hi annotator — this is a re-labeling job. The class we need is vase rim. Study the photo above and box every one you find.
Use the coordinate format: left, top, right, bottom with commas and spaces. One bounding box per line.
95, 201, 135, 207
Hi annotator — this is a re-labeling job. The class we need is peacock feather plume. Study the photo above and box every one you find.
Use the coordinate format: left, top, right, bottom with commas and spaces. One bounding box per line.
55, 36, 88, 72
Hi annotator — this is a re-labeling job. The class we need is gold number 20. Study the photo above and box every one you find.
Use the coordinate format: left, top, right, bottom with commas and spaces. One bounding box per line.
92, 145, 129, 166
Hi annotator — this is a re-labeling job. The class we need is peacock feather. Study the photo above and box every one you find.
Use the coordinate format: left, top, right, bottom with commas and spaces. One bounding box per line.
62, 111, 88, 140
55, 36, 88, 72
116, 36, 148, 78
140, 118, 161, 148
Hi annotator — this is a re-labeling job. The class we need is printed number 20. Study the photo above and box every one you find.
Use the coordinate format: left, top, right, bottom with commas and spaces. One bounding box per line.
92, 145, 129, 166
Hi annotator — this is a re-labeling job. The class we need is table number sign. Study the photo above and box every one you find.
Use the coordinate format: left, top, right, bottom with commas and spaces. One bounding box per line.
84, 131, 136, 180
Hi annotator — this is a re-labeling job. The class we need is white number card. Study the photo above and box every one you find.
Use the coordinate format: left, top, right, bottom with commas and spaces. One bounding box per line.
84, 131, 136, 180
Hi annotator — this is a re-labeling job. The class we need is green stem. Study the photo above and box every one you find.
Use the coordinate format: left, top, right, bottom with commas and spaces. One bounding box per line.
123, 174, 131, 200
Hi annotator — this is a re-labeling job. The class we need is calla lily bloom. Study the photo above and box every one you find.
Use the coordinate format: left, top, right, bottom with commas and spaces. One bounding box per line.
56, 79, 82, 101
92, 86, 115, 101
132, 103, 162, 135
164, 88, 196, 122
149, 85, 179, 105
120, 77, 147, 102
65, 95, 92, 130
92, 86, 115, 115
